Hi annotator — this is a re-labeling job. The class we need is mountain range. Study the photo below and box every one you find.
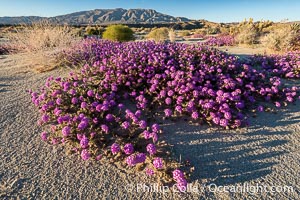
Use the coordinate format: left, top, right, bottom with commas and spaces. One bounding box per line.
0, 8, 191, 25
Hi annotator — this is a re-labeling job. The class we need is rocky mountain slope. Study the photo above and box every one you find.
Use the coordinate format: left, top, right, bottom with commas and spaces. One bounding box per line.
0, 8, 190, 25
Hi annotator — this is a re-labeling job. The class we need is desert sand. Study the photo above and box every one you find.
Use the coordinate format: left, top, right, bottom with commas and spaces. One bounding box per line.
1, 51, 299, 199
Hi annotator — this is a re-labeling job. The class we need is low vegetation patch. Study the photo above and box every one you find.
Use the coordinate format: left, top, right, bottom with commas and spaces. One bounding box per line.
146, 27, 169, 42
30, 40, 299, 190
203, 34, 235, 46
250, 51, 300, 78
102, 25, 134, 42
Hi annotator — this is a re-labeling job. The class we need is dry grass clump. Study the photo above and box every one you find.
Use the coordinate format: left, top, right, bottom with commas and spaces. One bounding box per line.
168, 29, 176, 42
7, 21, 79, 72
146, 27, 169, 42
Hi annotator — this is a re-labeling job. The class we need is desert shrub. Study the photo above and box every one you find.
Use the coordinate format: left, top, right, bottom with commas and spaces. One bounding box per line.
146, 28, 169, 42
6, 21, 78, 71
256, 20, 273, 32
262, 28, 300, 51
231, 18, 272, 38
236, 24, 258, 45
102, 25, 134, 42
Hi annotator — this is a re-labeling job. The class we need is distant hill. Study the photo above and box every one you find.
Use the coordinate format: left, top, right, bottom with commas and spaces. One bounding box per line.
0, 8, 191, 25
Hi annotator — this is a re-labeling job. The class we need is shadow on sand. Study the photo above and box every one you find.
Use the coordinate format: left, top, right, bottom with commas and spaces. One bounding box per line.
160, 102, 300, 185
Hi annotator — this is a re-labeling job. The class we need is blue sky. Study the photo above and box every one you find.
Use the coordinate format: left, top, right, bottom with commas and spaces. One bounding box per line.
0, 0, 299, 22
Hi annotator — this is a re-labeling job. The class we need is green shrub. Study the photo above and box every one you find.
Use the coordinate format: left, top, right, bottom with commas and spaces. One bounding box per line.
146, 28, 169, 42
102, 25, 134, 42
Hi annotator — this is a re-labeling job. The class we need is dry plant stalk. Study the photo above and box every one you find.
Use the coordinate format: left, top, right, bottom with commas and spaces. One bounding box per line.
7, 21, 79, 72
168, 29, 176, 42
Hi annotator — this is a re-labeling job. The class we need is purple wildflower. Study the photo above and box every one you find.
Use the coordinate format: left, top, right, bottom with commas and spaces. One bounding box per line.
257, 105, 264, 112
135, 153, 146, 163
56, 98, 62, 105
121, 121, 130, 130
80, 135, 89, 149
81, 149, 91, 161
41, 131, 48, 141
81, 102, 87, 109
139, 120, 147, 129
71, 97, 78, 104
41, 114, 50, 123
220, 118, 228, 127
62, 126, 71, 137
126, 155, 136, 166
101, 124, 109, 134
123, 143, 134, 155
152, 124, 160, 133
173, 169, 185, 181
164, 109, 172, 117
153, 157, 164, 169
146, 143, 157, 155
51, 138, 59, 145
275, 102, 281, 108
145, 168, 155, 176
87, 90, 94, 97
111, 143, 120, 154
191, 111, 199, 120
176, 178, 188, 192
143, 130, 151, 139
165, 97, 172, 105
78, 119, 89, 130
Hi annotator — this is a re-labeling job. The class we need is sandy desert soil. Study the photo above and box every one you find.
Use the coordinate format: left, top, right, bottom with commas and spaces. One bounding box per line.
0, 51, 299, 199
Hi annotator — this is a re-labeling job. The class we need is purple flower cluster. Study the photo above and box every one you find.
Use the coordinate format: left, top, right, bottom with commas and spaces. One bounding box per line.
126, 153, 147, 166
123, 143, 134, 155
173, 169, 187, 192
250, 51, 300, 79
40, 131, 48, 141
111, 143, 120, 154
146, 143, 157, 155
30, 39, 300, 188
153, 157, 164, 169
81, 149, 91, 160
203, 34, 235, 46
